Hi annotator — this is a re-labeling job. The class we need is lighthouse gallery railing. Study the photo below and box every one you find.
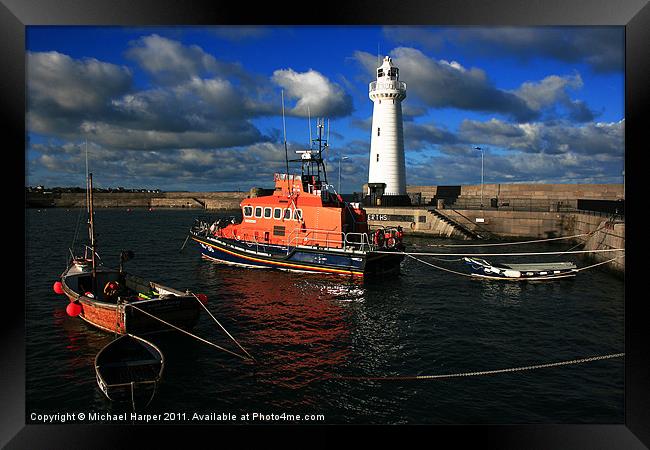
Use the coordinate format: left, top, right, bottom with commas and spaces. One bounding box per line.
369, 80, 407, 92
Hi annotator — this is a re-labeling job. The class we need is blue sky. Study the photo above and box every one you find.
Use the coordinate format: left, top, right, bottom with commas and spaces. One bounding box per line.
26, 26, 624, 193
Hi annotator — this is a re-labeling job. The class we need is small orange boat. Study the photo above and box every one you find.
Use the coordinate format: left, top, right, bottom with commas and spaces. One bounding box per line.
190, 120, 405, 277
56, 172, 202, 335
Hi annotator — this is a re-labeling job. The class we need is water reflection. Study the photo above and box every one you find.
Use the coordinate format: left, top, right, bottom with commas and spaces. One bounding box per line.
480, 281, 524, 306
195, 263, 359, 389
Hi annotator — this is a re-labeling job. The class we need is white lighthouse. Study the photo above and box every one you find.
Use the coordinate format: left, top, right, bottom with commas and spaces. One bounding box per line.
367, 56, 407, 197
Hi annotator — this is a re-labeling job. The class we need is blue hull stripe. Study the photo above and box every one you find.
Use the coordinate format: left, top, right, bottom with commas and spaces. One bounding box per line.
192, 236, 367, 276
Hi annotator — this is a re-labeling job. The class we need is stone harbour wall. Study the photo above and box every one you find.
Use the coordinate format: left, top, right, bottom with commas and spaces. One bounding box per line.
406, 183, 624, 205
29, 191, 247, 210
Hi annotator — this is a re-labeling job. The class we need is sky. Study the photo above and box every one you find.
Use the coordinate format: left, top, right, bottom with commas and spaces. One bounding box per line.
25, 26, 625, 193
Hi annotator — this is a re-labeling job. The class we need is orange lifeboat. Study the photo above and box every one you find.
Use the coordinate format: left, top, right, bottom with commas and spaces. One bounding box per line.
189, 120, 404, 277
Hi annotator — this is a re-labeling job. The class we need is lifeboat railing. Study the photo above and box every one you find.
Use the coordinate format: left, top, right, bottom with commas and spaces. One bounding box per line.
286, 228, 375, 253
193, 219, 382, 253
286, 228, 344, 252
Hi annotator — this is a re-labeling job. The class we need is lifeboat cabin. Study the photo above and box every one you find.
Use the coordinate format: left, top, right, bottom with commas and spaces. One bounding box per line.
233, 173, 367, 248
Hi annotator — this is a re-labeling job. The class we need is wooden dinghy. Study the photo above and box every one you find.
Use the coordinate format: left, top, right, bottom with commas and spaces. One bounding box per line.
95, 334, 164, 409
463, 257, 578, 280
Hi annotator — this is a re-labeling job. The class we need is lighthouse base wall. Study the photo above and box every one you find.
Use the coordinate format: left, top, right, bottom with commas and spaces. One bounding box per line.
362, 194, 412, 207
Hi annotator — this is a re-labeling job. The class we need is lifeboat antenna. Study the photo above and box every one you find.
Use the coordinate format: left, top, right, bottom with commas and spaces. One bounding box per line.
326, 118, 330, 160
281, 90, 290, 181
307, 105, 312, 149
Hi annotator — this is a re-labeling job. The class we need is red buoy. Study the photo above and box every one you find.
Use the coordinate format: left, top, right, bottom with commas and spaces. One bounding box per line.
53, 281, 64, 295
66, 302, 82, 317
196, 294, 208, 304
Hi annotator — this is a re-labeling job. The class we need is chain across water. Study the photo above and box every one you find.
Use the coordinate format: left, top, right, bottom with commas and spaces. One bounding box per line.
331, 353, 625, 381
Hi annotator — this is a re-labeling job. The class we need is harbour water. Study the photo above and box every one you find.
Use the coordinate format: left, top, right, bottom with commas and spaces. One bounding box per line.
26, 208, 624, 424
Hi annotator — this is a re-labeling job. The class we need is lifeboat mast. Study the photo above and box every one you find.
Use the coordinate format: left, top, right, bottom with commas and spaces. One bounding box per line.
289, 118, 332, 198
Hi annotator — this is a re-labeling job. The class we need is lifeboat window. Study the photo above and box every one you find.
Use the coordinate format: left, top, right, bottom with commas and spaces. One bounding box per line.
294, 209, 303, 221
377, 127, 380, 136
284, 208, 292, 220
243, 206, 253, 217
254, 207, 262, 218
273, 207, 282, 219
376, 154, 379, 162
264, 207, 272, 218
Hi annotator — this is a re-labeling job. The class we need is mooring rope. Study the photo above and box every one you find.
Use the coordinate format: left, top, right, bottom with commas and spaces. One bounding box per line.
574, 255, 625, 272
425, 222, 612, 248
376, 248, 625, 257
179, 233, 190, 252
427, 231, 593, 248
330, 352, 624, 382
406, 253, 625, 281
126, 304, 253, 361
420, 256, 466, 262
190, 293, 255, 361
406, 254, 477, 279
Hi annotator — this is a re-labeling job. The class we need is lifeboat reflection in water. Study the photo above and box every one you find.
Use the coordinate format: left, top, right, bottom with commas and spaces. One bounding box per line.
201, 266, 363, 389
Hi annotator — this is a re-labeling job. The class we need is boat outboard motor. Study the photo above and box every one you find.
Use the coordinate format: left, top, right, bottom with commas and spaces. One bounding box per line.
119, 250, 135, 274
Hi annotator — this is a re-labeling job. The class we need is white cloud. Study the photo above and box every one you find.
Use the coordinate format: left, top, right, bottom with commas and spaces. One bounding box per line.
27, 51, 132, 135
272, 68, 353, 118
125, 34, 219, 84
514, 74, 582, 110
458, 118, 624, 156
28, 51, 132, 112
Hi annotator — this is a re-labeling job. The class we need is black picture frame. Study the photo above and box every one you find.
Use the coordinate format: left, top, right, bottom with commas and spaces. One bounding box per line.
4, 0, 649, 447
